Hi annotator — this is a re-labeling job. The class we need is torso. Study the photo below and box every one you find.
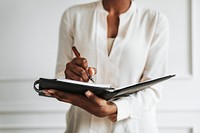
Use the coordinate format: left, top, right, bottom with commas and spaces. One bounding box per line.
62, 1, 165, 132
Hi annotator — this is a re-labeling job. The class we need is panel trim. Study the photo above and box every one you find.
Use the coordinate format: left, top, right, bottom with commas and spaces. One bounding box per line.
0, 101, 69, 113
175, 0, 197, 80
157, 101, 200, 112
0, 124, 65, 130
158, 122, 198, 133
191, 0, 199, 79
0, 101, 200, 113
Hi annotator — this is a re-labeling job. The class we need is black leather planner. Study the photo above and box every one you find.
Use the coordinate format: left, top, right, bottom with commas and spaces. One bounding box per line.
34, 75, 175, 101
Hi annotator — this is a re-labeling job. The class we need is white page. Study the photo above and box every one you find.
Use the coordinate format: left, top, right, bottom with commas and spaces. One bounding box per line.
57, 79, 111, 88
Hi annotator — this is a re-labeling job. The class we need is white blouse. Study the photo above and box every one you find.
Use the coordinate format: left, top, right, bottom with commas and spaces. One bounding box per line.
56, 0, 169, 133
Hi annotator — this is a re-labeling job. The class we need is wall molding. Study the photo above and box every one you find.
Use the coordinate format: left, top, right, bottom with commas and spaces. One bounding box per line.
158, 120, 200, 133
0, 124, 65, 130
191, 0, 199, 79
157, 101, 200, 112
176, 0, 197, 80
1, 109, 199, 132
0, 101, 200, 113
0, 78, 35, 83
0, 101, 69, 113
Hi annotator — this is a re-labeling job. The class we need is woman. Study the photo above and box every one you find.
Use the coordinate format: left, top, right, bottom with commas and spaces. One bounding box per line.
44, 0, 169, 132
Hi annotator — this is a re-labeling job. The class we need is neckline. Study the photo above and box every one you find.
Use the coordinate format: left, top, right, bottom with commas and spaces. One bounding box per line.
97, 0, 136, 17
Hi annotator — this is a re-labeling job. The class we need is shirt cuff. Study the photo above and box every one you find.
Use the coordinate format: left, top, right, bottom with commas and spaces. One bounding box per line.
112, 98, 130, 121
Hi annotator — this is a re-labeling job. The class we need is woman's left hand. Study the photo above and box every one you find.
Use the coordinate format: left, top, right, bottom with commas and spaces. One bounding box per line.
43, 89, 117, 122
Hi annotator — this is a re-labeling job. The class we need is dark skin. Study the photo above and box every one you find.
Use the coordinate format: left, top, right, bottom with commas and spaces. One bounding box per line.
104, 0, 131, 38
44, 0, 132, 122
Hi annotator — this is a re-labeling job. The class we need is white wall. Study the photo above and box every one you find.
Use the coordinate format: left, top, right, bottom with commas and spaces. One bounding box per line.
0, 0, 200, 133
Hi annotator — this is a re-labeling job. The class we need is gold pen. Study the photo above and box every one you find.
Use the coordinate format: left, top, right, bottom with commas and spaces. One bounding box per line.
72, 46, 95, 83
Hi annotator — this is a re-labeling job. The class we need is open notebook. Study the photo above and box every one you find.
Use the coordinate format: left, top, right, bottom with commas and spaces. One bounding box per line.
34, 75, 175, 101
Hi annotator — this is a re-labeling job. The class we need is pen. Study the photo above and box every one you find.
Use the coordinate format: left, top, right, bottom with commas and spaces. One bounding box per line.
72, 46, 95, 83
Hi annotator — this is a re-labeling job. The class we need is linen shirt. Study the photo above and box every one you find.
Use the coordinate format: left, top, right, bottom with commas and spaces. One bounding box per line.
56, 0, 169, 133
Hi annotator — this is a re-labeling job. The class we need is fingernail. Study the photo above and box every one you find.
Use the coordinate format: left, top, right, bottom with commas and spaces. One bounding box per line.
48, 89, 55, 94
43, 89, 48, 93
45, 92, 52, 96
88, 67, 96, 76
85, 90, 92, 96
42, 90, 51, 96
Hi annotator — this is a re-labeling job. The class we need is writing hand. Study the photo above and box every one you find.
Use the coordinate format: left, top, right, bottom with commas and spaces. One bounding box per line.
43, 89, 117, 122
65, 57, 96, 82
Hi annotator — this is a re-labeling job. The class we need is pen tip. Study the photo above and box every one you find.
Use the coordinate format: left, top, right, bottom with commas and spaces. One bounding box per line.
90, 78, 95, 83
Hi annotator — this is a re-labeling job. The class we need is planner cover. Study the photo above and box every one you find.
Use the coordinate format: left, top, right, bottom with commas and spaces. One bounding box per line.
34, 75, 175, 101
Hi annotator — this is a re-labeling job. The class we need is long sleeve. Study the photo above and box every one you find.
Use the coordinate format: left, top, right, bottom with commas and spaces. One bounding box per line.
112, 13, 170, 121
55, 10, 74, 78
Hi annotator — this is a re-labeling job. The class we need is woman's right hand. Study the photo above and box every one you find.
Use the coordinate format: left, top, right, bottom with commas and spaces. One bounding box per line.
65, 57, 96, 82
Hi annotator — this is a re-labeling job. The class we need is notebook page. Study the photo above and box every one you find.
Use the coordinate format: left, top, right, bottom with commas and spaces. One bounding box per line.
57, 79, 111, 88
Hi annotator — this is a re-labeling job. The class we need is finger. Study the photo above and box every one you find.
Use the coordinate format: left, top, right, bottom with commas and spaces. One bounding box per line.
66, 62, 83, 81
88, 67, 97, 76
48, 89, 71, 103
67, 63, 89, 82
48, 90, 90, 108
108, 114, 117, 122
85, 90, 107, 106
42, 89, 52, 96
65, 68, 84, 82
72, 57, 88, 70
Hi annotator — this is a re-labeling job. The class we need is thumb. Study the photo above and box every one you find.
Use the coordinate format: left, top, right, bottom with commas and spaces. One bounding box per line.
87, 67, 97, 76
85, 90, 106, 106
